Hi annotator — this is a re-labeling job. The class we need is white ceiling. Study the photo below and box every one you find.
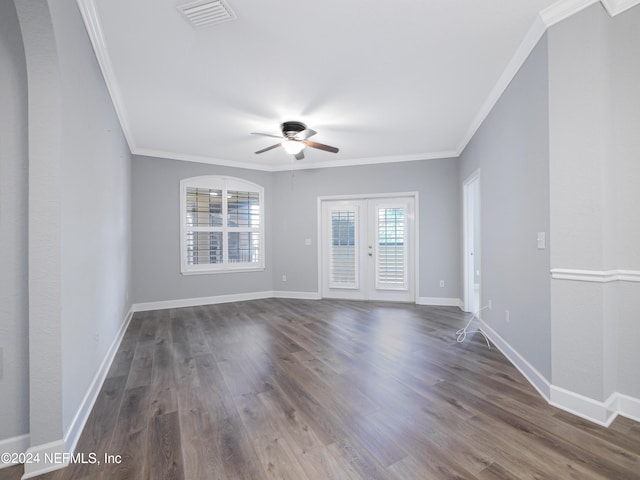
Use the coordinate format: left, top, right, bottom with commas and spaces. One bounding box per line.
77, 0, 631, 171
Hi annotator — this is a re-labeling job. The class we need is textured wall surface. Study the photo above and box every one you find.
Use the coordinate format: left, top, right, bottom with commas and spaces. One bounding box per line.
459, 36, 551, 379
0, 0, 29, 443
131, 156, 460, 304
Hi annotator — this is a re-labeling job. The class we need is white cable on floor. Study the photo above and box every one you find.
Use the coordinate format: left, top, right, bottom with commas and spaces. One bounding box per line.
456, 304, 491, 349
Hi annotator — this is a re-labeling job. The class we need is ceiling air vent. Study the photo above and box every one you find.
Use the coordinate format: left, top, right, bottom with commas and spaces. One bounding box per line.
177, 0, 237, 29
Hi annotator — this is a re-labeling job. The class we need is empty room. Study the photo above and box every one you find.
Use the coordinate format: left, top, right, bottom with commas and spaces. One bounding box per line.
2, 0, 639, 479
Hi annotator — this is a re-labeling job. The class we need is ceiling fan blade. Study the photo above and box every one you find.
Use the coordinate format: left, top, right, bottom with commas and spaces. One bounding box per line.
294, 150, 305, 160
294, 128, 317, 140
303, 140, 339, 154
251, 132, 284, 140
255, 142, 282, 154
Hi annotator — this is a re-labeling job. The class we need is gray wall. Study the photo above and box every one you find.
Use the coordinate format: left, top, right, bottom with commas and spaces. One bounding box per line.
271, 160, 460, 299
17, 0, 66, 447
456, 1, 640, 407
8, 2, 637, 457
131, 157, 460, 303
0, 0, 29, 442
548, 3, 640, 401
132, 156, 274, 303
548, 3, 611, 401
15, 0, 132, 454
51, 0, 133, 434
459, 35, 551, 379
610, 4, 640, 401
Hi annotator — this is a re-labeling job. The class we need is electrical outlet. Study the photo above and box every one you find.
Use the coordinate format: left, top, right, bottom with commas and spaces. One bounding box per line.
94, 333, 99, 344
282, 274, 287, 282
439, 280, 445, 287
488, 299, 492, 310
505, 310, 510, 323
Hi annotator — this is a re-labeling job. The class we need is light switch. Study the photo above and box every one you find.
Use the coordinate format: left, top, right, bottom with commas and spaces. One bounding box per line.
305, 238, 312, 246
537, 232, 546, 249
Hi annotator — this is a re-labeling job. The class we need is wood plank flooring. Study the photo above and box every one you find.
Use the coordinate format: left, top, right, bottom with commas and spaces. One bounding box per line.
12, 298, 640, 479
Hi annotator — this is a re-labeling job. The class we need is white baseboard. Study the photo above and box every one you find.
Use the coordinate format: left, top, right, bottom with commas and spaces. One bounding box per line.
135, 292, 465, 312
21, 290, 634, 466
615, 393, 640, 423
549, 389, 640, 426
416, 296, 463, 308
0, 434, 30, 470
480, 319, 640, 427
131, 291, 275, 312
20, 307, 134, 479
64, 308, 134, 454
132, 290, 324, 312
271, 290, 321, 300
479, 320, 552, 400
549, 387, 618, 427
21, 439, 67, 479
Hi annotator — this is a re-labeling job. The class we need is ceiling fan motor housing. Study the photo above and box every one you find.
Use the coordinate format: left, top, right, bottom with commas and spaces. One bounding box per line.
281, 121, 306, 138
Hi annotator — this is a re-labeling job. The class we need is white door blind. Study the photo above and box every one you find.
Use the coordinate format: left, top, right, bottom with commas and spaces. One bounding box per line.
376, 207, 407, 289
330, 208, 358, 287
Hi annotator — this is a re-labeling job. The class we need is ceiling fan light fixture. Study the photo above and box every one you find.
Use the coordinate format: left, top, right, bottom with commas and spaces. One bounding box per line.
282, 140, 305, 155
252, 122, 338, 157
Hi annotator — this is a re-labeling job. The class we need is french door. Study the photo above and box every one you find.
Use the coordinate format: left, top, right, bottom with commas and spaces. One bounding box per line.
321, 196, 415, 302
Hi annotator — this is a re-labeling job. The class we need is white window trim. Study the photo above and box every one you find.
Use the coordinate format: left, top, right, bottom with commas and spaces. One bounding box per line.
180, 175, 265, 275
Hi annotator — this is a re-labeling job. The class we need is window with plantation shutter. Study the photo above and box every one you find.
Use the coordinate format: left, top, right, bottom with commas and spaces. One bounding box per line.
180, 176, 264, 274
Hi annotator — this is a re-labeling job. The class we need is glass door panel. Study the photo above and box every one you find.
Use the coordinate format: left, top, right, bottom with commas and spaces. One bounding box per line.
376, 206, 407, 290
321, 196, 415, 302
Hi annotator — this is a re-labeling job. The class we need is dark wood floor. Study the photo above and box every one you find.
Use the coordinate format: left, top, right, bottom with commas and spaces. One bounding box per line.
8, 298, 640, 479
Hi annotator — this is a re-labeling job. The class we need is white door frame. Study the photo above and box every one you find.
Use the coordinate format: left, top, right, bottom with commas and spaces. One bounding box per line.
463, 170, 480, 313
317, 192, 419, 303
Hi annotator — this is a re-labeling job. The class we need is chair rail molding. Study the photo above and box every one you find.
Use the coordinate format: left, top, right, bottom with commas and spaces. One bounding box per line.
550, 268, 640, 283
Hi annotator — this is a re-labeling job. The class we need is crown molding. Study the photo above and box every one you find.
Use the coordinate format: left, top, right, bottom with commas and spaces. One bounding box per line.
77, 0, 456, 171
540, 0, 640, 29
133, 147, 276, 171
80, 0, 640, 169
600, 0, 640, 15
456, 0, 639, 157
77, 0, 137, 152
455, 14, 548, 156
282, 150, 459, 171
134, 146, 458, 172
539, 0, 600, 27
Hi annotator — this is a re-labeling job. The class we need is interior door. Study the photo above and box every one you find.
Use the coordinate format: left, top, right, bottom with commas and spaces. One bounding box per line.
463, 172, 481, 313
321, 196, 415, 302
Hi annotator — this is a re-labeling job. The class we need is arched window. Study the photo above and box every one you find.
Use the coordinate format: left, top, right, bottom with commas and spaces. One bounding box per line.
180, 176, 264, 274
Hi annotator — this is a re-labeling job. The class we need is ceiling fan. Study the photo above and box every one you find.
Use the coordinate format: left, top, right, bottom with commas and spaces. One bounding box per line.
252, 121, 339, 160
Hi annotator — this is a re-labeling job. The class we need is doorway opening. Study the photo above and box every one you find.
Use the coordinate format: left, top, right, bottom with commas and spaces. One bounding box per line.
463, 171, 480, 314
319, 194, 417, 302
